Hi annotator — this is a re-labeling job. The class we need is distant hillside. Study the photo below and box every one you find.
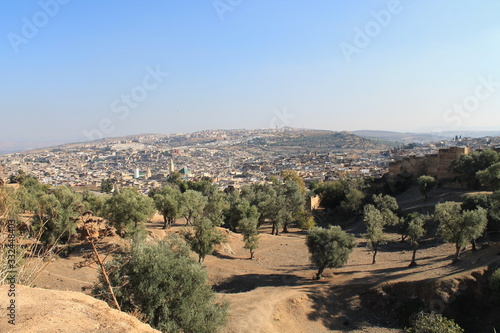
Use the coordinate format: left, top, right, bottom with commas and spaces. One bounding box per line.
0, 139, 81, 154
353, 130, 500, 143
250, 129, 391, 150
352, 130, 446, 143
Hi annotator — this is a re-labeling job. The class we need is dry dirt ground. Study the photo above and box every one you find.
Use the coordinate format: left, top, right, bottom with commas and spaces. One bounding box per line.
0, 285, 160, 333
5, 188, 500, 332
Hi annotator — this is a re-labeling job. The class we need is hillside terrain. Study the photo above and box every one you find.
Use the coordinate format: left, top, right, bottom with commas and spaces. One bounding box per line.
6, 128, 392, 155
247, 129, 391, 151
19, 187, 500, 333
0, 285, 160, 333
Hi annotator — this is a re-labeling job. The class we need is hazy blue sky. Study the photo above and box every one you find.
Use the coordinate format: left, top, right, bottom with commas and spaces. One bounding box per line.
1, 0, 500, 144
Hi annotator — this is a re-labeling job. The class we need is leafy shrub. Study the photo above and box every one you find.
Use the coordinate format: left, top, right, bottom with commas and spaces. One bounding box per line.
406, 312, 464, 333
93, 236, 228, 333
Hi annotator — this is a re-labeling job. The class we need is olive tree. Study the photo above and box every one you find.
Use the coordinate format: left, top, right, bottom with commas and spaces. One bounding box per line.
363, 204, 386, 264
104, 187, 155, 237
180, 190, 207, 225
306, 226, 356, 279
477, 162, 500, 189
406, 213, 427, 267
32, 186, 82, 245
417, 175, 436, 200
93, 237, 228, 333
435, 202, 488, 262
152, 185, 182, 229
239, 217, 259, 260
184, 217, 225, 263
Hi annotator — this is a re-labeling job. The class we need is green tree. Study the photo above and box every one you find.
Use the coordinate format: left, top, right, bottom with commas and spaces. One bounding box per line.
477, 162, 500, 189
435, 202, 488, 262
225, 196, 259, 232
406, 213, 427, 267
305, 226, 356, 279
184, 217, 225, 263
82, 190, 107, 217
417, 175, 436, 200
281, 170, 306, 195
100, 178, 114, 193
185, 178, 217, 196
405, 312, 464, 333
203, 190, 229, 227
241, 183, 282, 234
363, 204, 386, 264
180, 190, 207, 225
279, 180, 306, 233
104, 187, 155, 237
93, 237, 228, 333
0, 185, 21, 221
15, 174, 49, 213
152, 185, 182, 229
489, 191, 500, 224
239, 217, 259, 259
299, 212, 316, 230
490, 268, 500, 302
373, 194, 400, 226
450, 149, 500, 188
314, 180, 345, 210
338, 188, 366, 217
32, 186, 82, 245
167, 171, 183, 187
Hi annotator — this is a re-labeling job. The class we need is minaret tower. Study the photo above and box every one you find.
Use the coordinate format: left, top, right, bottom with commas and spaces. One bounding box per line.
169, 159, 175, 174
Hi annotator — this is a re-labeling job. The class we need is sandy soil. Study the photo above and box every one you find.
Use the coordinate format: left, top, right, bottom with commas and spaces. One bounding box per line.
0, 285, 160, 333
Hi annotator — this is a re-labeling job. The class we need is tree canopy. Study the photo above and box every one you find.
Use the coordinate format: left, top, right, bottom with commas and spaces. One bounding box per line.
306, 226, 356, 279
435, 202, 488, 262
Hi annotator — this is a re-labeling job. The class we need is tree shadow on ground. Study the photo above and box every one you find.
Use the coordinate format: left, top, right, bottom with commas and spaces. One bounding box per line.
305, 283, 373, 331
212, 251, 237, 260
213, 273, 306, 293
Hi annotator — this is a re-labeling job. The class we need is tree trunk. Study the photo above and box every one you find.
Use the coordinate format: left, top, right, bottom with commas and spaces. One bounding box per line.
315, 267, 324, 280
162, 216, 168, 229
282, 222, 288, 233
199, 255, 204, 264
453, 243, 461, 263
271, 223, 276, 235
372, 246, 378, 264
409, 247, 417, 267
471, 239, 477, 252
250, 249, 254, 260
